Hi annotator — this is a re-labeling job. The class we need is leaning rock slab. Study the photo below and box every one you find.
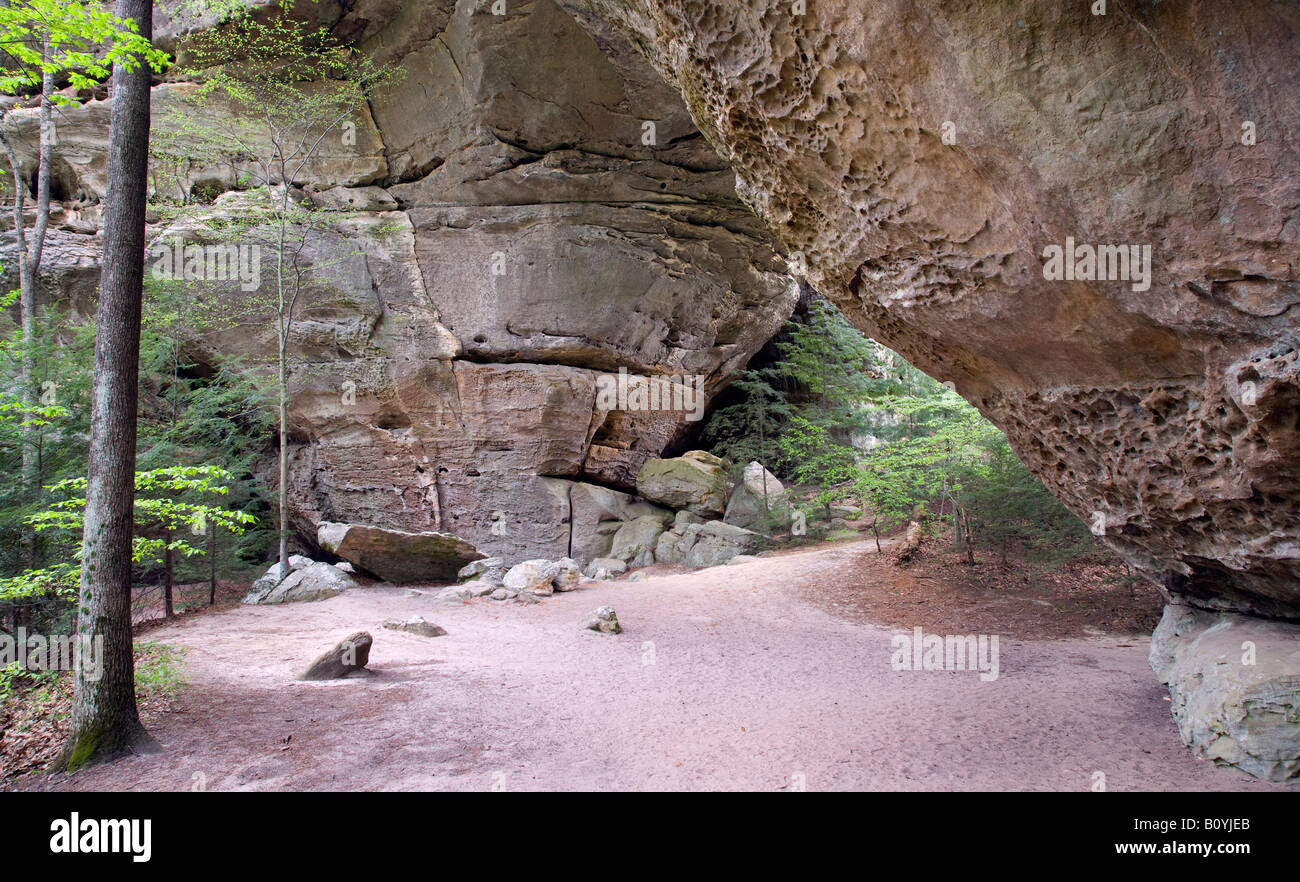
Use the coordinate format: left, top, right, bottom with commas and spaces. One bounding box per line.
636, 451, 727, 517
317, 521, 483, 584
242, 563, 289, 603
1150, 604, 1300, 781
300, 631, 373, 680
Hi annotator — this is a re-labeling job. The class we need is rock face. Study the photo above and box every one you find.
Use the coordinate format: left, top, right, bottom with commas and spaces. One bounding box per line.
1151, 605, 1300, 781
2, 0, 797, 569
316, 522, 483, 584
5, 0, 1298, 778
5, 0, 1293, 616
567, 0, 1300, 620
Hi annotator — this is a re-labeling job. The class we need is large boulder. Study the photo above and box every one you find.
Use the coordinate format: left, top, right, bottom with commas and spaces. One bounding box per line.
503, 560, 557, 596
243, 562, 359, 605
317, 522, 483, 584
609, 515, 668, 567
655, 520, 763, 569
546, 558, 584, 592
723, 461, 789, 530
300, 632, 373, 681
567, 483, 673, 562
1150, 604, 1300, 781
502, 557, 585, 596
635, 451, 728, 517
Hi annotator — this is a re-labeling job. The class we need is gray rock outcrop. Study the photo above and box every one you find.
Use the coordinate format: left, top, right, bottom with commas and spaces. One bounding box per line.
655, 520, 764, 569
609, 515, 669, 568
1150, 604, 1300, 781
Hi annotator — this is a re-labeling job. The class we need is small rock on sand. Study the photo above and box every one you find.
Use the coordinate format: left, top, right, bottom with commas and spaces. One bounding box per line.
581, 607, 622, 634
382, 617, 447, 638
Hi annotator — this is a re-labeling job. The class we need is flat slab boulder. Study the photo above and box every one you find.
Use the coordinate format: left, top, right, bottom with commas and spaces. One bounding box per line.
300, 631, 373, 680
317, 521, 483, 584
382, 617, 447, 638
636, 451, 727, 517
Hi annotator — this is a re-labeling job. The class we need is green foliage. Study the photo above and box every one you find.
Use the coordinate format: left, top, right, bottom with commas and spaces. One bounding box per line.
0, 659, 59, 702
705, 297, 1096, 561
133, 641, 186, 699
1, 466, 256, 604
0, 0, 170, 101
0, 306, 94, 583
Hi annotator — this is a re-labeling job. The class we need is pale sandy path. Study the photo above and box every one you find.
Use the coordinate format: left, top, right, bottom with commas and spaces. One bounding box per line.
50, 541, 1295, 791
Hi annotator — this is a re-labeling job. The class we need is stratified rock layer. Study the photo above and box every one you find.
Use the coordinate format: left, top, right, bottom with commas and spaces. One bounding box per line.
2, 0, 798, 566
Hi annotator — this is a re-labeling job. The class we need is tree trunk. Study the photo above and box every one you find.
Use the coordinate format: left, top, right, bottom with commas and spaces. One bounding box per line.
1, 65, 54, 572
208, 521, 217, 606
60, 0, 158, 770
278, 334, 289, 573
163, 538, 174, 619
277, 184, 290, 576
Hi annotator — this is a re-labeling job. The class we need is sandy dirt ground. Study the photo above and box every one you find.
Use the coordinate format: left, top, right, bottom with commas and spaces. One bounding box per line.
36, 541, 1296, 791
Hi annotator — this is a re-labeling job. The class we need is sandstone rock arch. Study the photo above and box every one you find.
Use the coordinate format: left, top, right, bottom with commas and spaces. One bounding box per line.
3, 0, 1295, 778
561, 0, 1299, 620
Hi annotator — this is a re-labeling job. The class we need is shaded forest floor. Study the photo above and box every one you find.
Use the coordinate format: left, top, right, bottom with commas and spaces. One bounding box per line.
3, 538, 1291, 791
